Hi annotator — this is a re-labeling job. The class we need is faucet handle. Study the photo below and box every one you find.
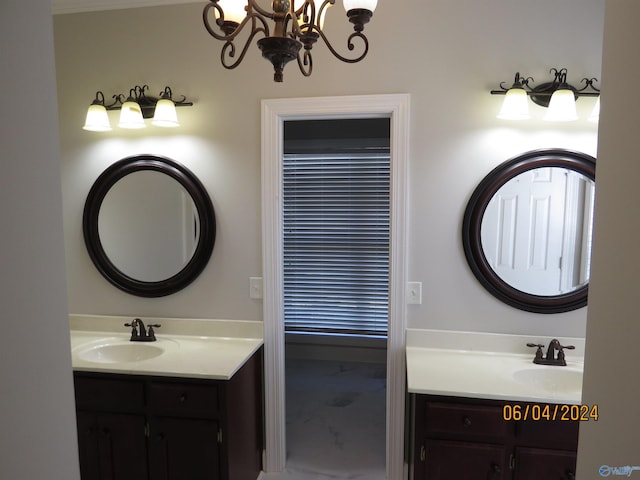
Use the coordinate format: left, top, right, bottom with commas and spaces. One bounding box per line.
124, 322, 138, 335
526, 343, 545, 360
147, 324, 161, 340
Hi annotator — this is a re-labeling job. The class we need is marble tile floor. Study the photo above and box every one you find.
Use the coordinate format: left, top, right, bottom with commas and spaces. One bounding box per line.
262, 357, 387, 480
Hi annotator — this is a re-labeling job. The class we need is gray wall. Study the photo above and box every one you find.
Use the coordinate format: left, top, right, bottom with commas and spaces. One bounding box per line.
0, 1, 79, 479
577, 0, 640, 475
53, 0, 604, 338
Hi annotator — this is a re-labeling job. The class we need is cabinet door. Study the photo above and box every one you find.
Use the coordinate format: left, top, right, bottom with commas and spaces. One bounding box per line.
514, 447, 576, 480
148, 416, 222, 480
76, 411, 148, 480
420, 439, 506, 480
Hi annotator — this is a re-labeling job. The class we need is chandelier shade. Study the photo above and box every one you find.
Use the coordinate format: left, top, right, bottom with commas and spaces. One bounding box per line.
496, 74, 531, 120
83, 93, 113, 131
118, 97, 146, 129
151, 98, 180, 127
202, 0, 377, 82
588, 96, 600, 123
544, 88, 578, 122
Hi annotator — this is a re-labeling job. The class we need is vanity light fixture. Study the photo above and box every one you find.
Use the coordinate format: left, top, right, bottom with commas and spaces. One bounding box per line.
202, 0, 377, 82
82, 85, 193, 132
491, 68, 600, 122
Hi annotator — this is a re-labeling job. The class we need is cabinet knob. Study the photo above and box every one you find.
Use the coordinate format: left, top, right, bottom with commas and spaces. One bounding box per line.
179, 393, 187, 403
492, 463, 502, 475
463, 416, 472, 427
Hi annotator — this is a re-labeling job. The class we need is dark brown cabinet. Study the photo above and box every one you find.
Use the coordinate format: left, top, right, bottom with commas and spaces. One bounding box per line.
411, 395, 578, 480
74, 349, 263, 480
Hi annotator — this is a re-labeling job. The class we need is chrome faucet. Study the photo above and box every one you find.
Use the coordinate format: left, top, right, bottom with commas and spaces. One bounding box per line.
124, 318, 161, 342
526, 339, 575, 366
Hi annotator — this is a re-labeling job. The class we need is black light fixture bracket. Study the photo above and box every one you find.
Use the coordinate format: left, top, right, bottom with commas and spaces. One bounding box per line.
491, 68, 600, 107
90, 85, 193, 118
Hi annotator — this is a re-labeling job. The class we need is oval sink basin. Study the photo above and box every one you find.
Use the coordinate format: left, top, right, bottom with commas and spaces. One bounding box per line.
78, 343, 165, 364
513, 368, 583, 394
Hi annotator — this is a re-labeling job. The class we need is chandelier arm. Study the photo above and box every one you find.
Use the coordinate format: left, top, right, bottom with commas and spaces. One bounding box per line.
250, 0, 279, 20
203, 2, 229, 40
292, 0, 335, 36
296, 49, 313, 77
220, 25, 267, 70
316, 29, 369, 63
203, 3, 271, 41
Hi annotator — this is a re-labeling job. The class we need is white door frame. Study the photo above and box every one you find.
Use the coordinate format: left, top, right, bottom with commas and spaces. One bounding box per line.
261, 94, 410, 480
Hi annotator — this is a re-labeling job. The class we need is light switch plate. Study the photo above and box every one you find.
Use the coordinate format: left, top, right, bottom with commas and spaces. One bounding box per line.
249, 277, 263, 299
407, 281, 422, 304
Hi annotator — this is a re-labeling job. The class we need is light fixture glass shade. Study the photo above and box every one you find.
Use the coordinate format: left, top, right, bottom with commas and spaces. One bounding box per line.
82, 104, 112, 131
544, 88, 578, 122
343, 0, 377, 12
216, 0, 248, 24
151, 99, 180, 127
497, 88, 530, 120
588, 96, 600, 123
118, 100, 146, 129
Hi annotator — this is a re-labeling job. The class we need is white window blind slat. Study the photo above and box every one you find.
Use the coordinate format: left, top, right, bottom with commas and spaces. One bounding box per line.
283, 152, 390, 337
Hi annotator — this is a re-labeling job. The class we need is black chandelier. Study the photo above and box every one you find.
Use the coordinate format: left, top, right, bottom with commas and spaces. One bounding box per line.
202, 0, 377, 82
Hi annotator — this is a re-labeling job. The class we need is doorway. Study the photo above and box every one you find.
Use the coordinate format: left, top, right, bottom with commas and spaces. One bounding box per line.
281, 118, 389, 478
260, 94, 410, 480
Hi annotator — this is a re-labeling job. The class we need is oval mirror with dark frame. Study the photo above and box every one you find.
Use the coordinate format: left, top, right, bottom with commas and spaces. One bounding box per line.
83, 154, 216, 297
462, 148, 596, 313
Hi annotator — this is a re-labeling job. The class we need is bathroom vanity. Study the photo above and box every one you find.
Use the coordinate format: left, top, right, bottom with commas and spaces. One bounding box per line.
406, 329, 584, 480
70, 315, 264, 480
412, 395, 578, 480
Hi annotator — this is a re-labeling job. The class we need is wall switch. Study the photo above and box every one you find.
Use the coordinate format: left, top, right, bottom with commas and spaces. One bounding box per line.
407, 282, 422, 304
249, 277, 263, 299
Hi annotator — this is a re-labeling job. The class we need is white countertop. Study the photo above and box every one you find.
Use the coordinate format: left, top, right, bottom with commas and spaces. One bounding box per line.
70, 314, 263, 380
406, 329, 584, 405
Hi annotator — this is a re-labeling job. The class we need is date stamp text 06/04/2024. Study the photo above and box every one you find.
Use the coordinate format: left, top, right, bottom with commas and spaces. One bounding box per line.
502, 403, 599, 421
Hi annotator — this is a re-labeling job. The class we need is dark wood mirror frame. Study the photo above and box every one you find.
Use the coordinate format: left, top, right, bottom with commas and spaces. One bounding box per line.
83, 154, 216, 297
462, 148, 596, 313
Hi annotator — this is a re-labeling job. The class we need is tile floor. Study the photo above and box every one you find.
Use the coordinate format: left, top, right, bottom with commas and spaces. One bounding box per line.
262, 357, 387, 480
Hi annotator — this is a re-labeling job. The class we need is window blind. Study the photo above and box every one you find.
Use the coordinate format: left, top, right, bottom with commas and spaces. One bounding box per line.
283, 152, 390, 337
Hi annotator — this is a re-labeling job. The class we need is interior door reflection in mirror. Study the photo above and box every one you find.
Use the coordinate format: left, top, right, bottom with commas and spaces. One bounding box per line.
98, 171, 199, 282
480, 167, 595, 296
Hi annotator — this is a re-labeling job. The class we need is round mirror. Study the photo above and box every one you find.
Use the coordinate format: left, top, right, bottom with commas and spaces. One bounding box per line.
462, 149, 595, 313
83, 155, 216, 297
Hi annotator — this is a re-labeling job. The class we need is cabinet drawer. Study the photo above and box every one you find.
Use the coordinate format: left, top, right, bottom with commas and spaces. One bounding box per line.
517, 417, 579, 449
424, 402, 510, 440
148, 381, 220, 417
424, 439, 506, 480
74, 375, 145, 412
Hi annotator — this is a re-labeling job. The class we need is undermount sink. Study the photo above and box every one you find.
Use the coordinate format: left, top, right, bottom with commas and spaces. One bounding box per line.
512, 367, 583, 394
77, 342, 165, 364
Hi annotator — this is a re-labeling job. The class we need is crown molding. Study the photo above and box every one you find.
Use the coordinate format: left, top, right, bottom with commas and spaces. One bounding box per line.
52, 0, 199, 15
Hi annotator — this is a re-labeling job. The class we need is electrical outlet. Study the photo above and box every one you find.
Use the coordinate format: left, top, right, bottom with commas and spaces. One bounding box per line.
249, 277, 263, 299
407, 282, 422, 305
